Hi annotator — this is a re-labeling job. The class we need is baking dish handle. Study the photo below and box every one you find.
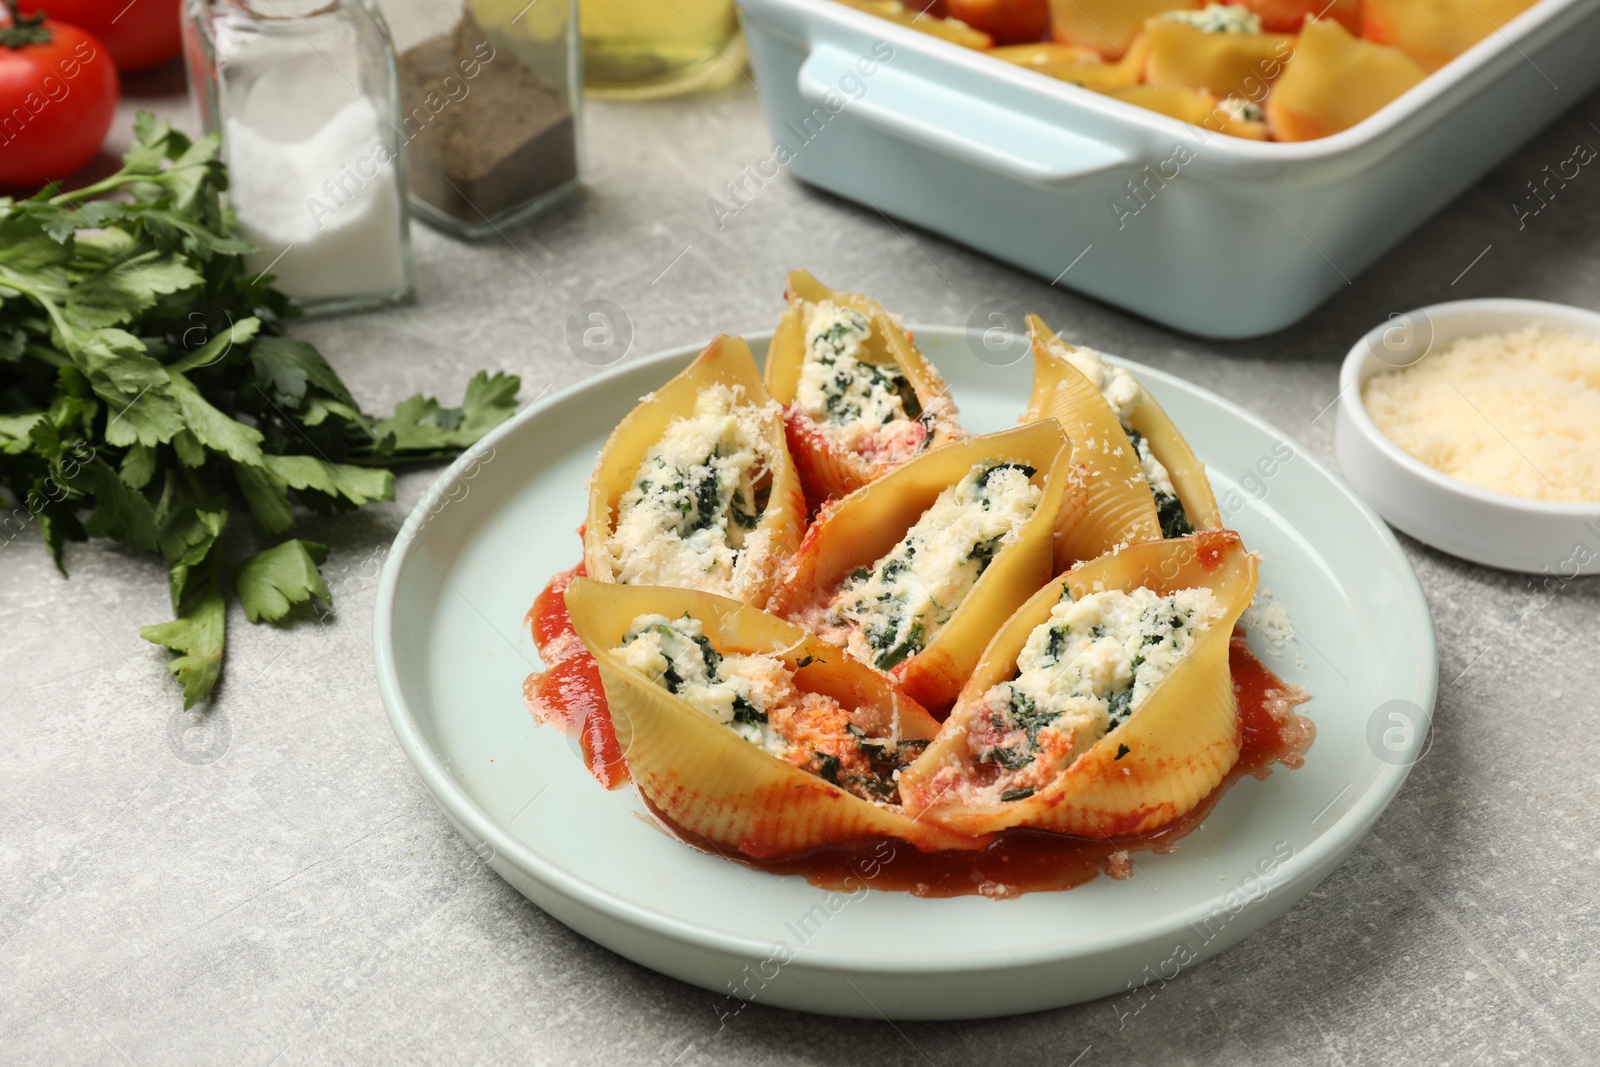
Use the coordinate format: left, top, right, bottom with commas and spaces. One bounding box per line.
796, 43, 1129, 185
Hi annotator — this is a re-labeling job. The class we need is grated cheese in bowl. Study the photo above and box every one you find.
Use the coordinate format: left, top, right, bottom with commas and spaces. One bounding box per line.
1359, 326, 1600, 505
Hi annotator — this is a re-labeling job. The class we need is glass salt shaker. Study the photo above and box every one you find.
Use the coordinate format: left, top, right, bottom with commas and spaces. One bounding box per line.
183, 0, 413, 315
375, 0, 582, 238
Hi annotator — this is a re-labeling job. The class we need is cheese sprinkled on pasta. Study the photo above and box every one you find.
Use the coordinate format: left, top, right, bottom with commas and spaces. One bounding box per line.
1048, 337, 1193, 537
606, 384, 777, 595
615, 613, 926, 801
806, 461, 1043, 670
965, 586, 1222, 800
794, 300, 930, 465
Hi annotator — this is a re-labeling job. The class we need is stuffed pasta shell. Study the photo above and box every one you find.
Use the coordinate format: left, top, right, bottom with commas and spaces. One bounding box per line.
583, 334, 806, 608
769, 422, 1069, 712
898, 531, 1257, 838
1025, 316, 1222, 566
563, 579, 979, 858
1021, 314, 1162, 567
765, 270, 964, 507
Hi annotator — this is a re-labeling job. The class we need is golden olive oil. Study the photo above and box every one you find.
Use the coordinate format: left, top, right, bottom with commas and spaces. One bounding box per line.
580, 0, 744, 97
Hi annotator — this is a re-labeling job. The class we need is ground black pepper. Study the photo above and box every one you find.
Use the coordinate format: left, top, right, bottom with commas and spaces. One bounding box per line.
397, 10, 577, 227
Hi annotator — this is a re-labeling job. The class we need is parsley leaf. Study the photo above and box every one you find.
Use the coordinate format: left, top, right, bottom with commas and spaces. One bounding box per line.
141, 565, 227, 710
249, 335, 356, 408
1, 112, 520, 709
263, 454, 393, 506
68, 456, 160, 553
369, 371, 520, 461
65, 254, 203, 330
236, 540, 332, 623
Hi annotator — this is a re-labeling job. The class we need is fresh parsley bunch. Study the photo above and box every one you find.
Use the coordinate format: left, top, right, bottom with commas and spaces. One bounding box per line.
0, 114, 519, 707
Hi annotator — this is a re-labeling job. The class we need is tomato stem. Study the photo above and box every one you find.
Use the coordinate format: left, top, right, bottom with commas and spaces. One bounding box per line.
0, 0, 52, 48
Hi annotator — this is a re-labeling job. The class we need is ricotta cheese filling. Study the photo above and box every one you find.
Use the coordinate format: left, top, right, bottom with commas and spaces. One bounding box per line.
616, 614, 925, 803
963, 586, 1222, 801
805, 462, 1043, 671
606, 384, 776, 596
1160, 3, 1263, 34
793, 301, 933, 466
1054, 339, 1193, 538
1217, 95, 1265, 124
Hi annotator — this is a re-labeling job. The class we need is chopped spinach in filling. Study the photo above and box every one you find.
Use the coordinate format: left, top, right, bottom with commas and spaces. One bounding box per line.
1126, 428, 1193, 538
794, 302, 931, 461
827, 461, 1041, 670
971, 586, 1220, 783
616, 614, 923, 804
632, 457, 769, 539
607, 385, 774, 593
1160, 2, 1262, 34
1218, 95, 1265, 124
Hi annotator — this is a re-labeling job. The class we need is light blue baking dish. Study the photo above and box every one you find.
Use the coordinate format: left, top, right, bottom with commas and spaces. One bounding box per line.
737, 0, 1600, 338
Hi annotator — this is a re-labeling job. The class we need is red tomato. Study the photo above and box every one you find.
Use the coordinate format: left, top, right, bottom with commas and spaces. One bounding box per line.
944, 0, 1050, 45
0, 14, 119, 187
20, 0, 182, 72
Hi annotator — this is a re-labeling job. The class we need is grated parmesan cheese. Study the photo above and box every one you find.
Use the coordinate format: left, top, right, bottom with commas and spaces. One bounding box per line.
606, 384, 779, 597
794, 301, 931, 466
801, 462, 1042, 670
1361, 327, 1600, 504
957, 585, 1223, 804
614, 613, 927, 803
1047, 336, 1192, 536
1241, 588, 1295, 658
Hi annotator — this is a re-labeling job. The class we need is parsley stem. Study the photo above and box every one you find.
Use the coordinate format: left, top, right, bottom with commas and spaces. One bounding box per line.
0, 267, 75, 348
49, 172, 151, 205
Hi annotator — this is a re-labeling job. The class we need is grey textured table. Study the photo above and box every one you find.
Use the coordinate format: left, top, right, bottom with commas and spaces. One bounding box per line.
3, 57, 1598, 1067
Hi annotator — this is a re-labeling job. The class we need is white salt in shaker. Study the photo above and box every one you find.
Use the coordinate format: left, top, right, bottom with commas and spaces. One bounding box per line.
183, 0, 413, 315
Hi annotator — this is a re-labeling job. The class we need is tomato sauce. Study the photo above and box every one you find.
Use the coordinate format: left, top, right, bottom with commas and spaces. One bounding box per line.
1194, 529, 1234, 571
524, 564, 628, 789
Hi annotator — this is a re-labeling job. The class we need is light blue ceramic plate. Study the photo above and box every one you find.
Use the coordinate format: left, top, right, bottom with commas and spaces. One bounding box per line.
372, 328, 1437, 1020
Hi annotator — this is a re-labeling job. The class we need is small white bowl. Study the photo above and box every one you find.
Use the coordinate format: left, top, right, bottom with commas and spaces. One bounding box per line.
1336, 298, 1600, 576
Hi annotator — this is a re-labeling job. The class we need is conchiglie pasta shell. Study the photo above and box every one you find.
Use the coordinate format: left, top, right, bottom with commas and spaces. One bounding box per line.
1125, 384, 1222, 531
1024, 316, 1222, 542
1022, 315, 1160, 569
765, 269, 964, 506
780, 405, 873, 514
563, 578, 981, 857
768, 421, 1070, 713
582, 334, 806, 608
900, 531, 1257, 838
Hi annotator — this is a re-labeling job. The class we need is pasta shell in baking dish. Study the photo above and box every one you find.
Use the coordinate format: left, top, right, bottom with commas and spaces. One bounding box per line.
1022, 314, 1161, 570
562, 578, 981, 858
765, 269, 964, 507
1023, 315, 1222, 562
583, 334, 806, 609
768, 421, 1069, 714
897, 531, 1257, 838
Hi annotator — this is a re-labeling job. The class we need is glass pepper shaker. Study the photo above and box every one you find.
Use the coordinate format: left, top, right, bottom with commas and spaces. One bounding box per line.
375, 0, 582, 238
183, 0, 413, 315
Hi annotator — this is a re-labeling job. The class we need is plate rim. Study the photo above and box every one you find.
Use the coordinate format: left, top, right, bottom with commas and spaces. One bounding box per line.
372, 328, 1439, 975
